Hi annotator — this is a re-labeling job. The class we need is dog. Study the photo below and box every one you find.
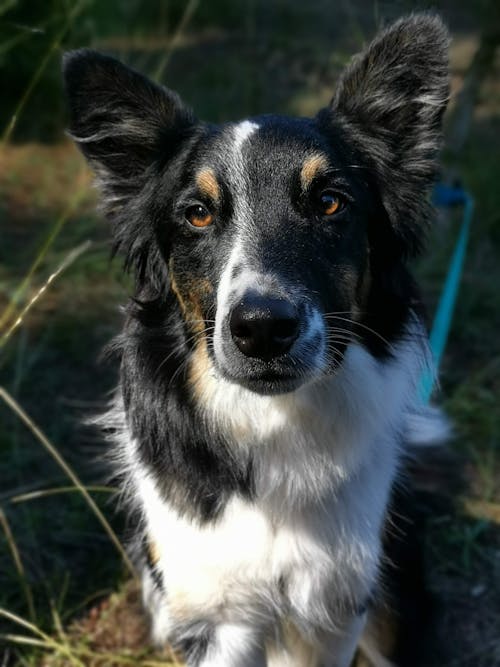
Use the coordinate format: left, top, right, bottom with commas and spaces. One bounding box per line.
64, 13, 450, 666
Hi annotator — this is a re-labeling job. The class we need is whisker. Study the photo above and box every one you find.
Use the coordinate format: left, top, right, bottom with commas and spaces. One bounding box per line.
323, 311, 357, 316
155, 327, 211, 378
168, 356, 191, 388
326, 315, 391, 347
167, 326, 216, 389
185, 319, 216, 325
326, 339, 357, 347
327, 326, 362, 340
324, 165, 368, 173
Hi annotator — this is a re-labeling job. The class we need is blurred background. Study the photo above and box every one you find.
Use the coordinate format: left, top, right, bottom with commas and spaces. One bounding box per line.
0, 1, 499, 665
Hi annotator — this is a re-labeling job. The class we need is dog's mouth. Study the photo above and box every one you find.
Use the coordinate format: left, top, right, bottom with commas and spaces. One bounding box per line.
220, 368, 308, 396
211, 339, 329, 395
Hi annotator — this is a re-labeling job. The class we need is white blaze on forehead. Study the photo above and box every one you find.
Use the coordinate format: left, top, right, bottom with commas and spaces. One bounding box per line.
213, 121, 260, 359
226, 120, 259, 229
226, 120, 259, 230
217, 238, 244, 319
232, 119, 259, 150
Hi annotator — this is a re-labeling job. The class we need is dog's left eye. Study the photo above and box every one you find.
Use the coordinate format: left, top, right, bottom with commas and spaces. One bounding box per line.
318, 191, 344, 217
185, 204, 214, 228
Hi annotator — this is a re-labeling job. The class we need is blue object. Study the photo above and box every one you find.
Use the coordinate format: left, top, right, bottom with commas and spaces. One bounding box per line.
420, 185, 474, 403
433, 182, 469, 207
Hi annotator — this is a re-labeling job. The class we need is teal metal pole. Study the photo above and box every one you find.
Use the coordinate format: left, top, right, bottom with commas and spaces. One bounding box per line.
420, 194, 474, 403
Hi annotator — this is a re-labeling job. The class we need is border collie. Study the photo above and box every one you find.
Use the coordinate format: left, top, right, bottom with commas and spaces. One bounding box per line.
64, 13, 450, 667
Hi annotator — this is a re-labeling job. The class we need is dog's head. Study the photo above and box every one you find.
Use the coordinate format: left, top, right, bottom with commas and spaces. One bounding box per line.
64, 14, 449, 397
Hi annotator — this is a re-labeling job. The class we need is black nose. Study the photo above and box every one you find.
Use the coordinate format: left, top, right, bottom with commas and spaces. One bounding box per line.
229, 294, 300, 360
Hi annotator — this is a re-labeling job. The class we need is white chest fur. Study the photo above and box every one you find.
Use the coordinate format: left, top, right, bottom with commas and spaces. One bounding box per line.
133, 342, 423, 635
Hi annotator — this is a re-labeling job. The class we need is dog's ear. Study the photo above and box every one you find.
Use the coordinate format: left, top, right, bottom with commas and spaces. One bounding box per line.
63, 49, 194, 201
323, 14, 450, 256
63, 50, 195, 283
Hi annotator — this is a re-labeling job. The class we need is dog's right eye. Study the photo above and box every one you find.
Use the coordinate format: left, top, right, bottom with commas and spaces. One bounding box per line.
185, 204, 214, 228
317, 190, 345, 217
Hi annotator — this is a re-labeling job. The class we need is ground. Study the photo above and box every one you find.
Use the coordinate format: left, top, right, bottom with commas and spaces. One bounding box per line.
0, 2, 499, 665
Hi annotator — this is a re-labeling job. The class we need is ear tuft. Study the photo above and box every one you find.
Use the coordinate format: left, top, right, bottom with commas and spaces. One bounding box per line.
326, 13, 450, 256
63, 49, 195, 183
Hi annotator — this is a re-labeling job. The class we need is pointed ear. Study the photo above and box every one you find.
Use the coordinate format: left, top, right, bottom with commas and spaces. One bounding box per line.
63, 50, 196, 286
325, 14, 450, 256
63, 49, 195, 201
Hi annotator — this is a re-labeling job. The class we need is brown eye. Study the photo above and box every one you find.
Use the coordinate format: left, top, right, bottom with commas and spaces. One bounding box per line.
185, 204, 213, 228
319, 191, 342, 216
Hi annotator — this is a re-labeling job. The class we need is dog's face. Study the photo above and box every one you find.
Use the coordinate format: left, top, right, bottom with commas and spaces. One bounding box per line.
64, 15, 449, 396
164, 116, 376, 394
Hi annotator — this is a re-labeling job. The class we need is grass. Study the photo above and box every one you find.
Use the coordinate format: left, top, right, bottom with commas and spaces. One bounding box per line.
0, 1, 499, 665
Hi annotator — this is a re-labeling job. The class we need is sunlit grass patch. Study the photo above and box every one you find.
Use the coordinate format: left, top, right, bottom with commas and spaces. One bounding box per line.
1, 581, 183, 667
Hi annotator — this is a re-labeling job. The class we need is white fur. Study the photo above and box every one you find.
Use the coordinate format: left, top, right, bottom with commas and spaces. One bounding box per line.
204, 623, 266, 667
233, 120, 260, 149
405, 404, 451, 446
212, 237, 245, 362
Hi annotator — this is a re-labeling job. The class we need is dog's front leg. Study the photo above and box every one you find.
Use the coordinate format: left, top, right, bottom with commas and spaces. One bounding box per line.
267, 613, 367, 667
319, 612, 367, 667
181, 621, 266, 667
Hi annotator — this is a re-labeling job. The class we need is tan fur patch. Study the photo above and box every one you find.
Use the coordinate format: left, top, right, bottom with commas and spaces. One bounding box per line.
188, 342, 251, 441
196, 168, 220, 202
195, 278, 214, 297
188, 337, 215, 404
300, 153, 328, 190
169, 259, 214, 334
267, 621, 320, 664
148, 540, 161, 566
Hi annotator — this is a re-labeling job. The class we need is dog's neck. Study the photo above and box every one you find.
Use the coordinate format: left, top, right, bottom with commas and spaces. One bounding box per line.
193, 327, 425, 510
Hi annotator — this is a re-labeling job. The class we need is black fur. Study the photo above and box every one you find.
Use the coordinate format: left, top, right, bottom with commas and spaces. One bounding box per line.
170, 620, 214, 666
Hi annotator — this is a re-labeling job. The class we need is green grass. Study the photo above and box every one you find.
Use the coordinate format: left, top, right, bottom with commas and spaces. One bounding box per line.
1, 1, 499, 665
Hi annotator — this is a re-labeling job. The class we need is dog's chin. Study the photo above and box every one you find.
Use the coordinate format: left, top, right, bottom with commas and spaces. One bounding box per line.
212, 344, 328, 396
216, 361, 322, 396
233, 372, 306, 396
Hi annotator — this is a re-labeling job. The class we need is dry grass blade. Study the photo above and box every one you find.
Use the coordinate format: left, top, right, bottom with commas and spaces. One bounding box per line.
0, 167, 90, 334
153, 0, 199, 82
0, 634, 53, 649
1, 0, 87, 145
51, 599, 68, 644
0, 387, 137, 578
463, 497, 500, 525
0, 241, 92, 348
9, 485, 116, 504
49, 599, 85, 667
0, 608, 84, 667
0, 508, 36, 622
0, 607, 56, 643
0, 14, 56, 57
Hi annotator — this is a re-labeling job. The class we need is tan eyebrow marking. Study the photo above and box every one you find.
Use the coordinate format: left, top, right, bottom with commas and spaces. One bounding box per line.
196, 168, 221, 202
300, 153, 328, 190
